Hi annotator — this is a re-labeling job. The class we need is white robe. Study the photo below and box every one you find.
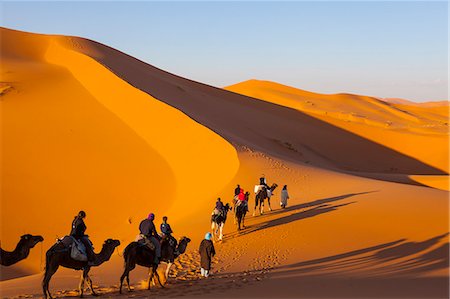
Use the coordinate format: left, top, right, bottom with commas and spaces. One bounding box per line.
280, 189, 289, 206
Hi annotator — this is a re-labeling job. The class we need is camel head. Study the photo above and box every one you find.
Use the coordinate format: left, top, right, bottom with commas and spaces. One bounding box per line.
271, 183, 278, 191
91, 239, 120, 266
103, 239, 121, 250
177, 236, 191, 254
20, 234, 44, 249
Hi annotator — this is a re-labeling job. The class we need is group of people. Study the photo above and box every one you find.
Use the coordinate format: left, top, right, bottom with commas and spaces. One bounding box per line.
70, 210, 215, 278
211, 174, 290, 216
69, 175, 289, 279
70, 210, 177, 265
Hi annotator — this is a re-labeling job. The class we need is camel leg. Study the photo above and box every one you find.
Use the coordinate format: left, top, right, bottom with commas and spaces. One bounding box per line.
268, 197, 272, 211
86, 274, 98, 296
120, 265, 133, 293
79, 272, 85, 298
42, 264, 58, 299
219, 223, 224, 241
165, 262, 173, 281
154, 265, 164, 288
126, 273, 131, 291
260, 198, 265, 215
147, 267, 155, 290
211, 222, 216, 241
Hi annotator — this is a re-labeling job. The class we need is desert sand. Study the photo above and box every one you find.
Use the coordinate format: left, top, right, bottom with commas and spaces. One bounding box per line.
0, 27, 448, 298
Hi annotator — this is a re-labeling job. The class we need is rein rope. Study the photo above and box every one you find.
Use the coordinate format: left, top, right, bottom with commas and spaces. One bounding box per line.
40, 241, 44, 272
116, 246, 123, 257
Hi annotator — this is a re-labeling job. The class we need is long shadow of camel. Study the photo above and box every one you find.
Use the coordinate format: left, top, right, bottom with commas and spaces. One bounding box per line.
226, 191, 377, 239
273, 233, 449, 278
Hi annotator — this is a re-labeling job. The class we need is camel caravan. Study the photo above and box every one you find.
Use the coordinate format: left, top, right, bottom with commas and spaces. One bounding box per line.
212, 174, 289, 239
1, 175, 290, 298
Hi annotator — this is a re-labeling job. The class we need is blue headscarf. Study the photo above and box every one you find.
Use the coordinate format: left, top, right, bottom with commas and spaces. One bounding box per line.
205, 232, 212, 240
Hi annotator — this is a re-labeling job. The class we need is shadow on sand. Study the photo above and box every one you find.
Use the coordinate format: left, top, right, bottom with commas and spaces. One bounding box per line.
211, 234, 449, 298
226, 191, 377, 239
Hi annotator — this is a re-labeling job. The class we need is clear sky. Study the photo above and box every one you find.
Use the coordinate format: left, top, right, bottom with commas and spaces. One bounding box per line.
1, 1, 448, 102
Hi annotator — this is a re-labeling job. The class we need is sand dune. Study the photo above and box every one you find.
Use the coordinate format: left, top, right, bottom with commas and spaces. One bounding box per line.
0, 27, 448, 298
225, 80, 449, 174
46, 36, 447, 178
1, 27, 238, 277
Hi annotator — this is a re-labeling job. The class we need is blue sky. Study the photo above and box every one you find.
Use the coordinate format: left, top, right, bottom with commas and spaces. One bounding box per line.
1, 1, 448, 102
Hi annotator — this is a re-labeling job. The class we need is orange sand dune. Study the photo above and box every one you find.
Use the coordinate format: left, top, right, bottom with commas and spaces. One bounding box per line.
1, 27, 238, 277
225, 80, 449, 174
382, 97, 449, 107
49, 35, 448, 178
0, 27, 448, 299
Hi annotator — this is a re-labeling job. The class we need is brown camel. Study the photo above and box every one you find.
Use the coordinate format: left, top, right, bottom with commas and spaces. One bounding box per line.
119, 239, 163, 293
159, 236, 191, 281
0, 234, 44, 266
42, 238, 120, 299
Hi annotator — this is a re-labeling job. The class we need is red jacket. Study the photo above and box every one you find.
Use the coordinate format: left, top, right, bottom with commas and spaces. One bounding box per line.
238, 190, 245, 201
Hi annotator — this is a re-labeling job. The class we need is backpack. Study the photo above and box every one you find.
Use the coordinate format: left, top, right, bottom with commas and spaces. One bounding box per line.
70, 237, 88, 262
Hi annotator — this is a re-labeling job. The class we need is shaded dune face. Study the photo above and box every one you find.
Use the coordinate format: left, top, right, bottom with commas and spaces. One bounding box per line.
63, 37, 448, 176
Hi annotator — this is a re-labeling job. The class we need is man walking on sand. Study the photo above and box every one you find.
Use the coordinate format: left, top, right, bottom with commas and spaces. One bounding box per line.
199, 232, 215, 277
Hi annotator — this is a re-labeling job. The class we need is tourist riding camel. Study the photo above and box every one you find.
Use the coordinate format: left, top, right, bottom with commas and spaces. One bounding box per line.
139, 212, 161, 263
70, 211, 94, 263
234, 184, 241, 197
160, 216, 178, 253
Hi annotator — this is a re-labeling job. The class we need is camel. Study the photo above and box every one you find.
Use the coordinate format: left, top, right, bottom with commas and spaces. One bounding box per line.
211, 203, 231, 241
42, 238, 120, 299
119, 239, 164, 293
235, 201, 248, 231
159, 236, 191, 281
0, 234, 44, 266
253, 183, 278, 216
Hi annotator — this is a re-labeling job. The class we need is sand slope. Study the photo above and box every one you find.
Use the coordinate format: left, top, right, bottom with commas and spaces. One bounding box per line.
225, 80, 449, 173
0, 27, 448, 299
1, 27, 238, 278
53, 36, 448, 177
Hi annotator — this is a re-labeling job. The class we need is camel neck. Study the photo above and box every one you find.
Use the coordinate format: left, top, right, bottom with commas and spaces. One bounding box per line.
14, 240, 31, 258
92, 245, 114, 265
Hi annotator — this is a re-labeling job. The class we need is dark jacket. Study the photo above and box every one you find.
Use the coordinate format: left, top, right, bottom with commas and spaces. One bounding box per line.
215, 200, 224, 211
161, 223, 173, 235
70, 217, 87, 239
199, 239, 215, 270
234, 187, 240, 196
139, 219, 158, 238
259, 177, 268, 186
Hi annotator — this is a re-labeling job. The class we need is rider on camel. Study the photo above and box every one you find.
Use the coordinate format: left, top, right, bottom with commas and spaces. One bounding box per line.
70, 210, 95, 263
234, 185, 241, 197
139, 213, 161, 263
259, 174, 269, 189
161, 216, 178, 251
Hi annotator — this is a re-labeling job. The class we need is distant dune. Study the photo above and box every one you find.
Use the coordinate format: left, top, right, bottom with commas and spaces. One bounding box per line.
225, 79, 449, 176
51, 36, 448, 176
381, 97, 449, 107
1, 27, 448, 299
